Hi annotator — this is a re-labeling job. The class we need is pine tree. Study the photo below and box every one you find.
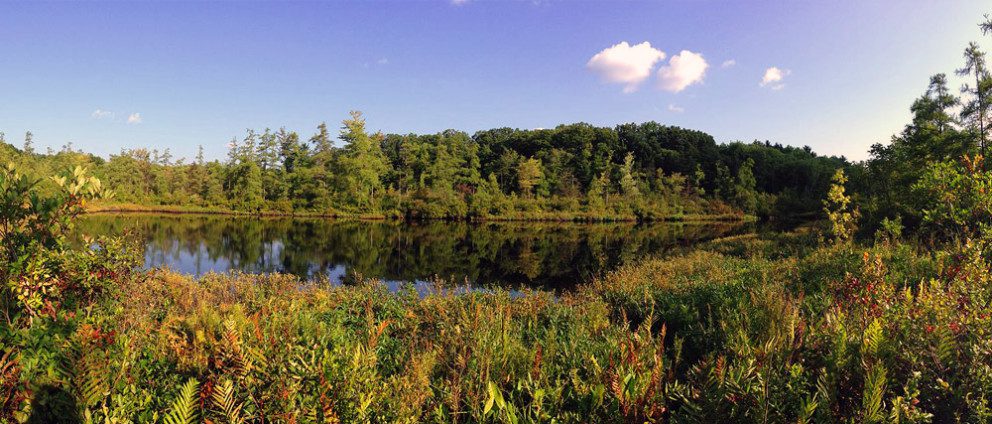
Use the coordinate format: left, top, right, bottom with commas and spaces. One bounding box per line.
337, 111, 388, 211
227, 160, 263, 212
23, 131, 34, 155
957, 42, 991, 161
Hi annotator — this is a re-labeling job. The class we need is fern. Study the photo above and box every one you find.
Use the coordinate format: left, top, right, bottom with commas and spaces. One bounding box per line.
78, 354, 109, 408
211, 379, 246, 424
796, 393, 818, 424
863, 319, 884, 357
861, 363, 887, 424
163, 378, 199, 424
935, 326, 955, 367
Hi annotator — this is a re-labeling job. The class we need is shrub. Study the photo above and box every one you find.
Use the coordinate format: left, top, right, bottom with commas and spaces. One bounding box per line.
1, 164, 125, 321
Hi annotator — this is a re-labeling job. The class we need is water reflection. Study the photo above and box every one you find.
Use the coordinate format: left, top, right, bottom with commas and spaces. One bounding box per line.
76, 214, 749, 290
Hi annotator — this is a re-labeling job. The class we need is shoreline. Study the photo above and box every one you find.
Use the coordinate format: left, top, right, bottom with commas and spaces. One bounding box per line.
84, 203, 756, 223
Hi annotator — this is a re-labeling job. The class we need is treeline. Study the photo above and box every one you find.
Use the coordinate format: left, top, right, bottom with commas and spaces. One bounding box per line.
0, 113, 846, 221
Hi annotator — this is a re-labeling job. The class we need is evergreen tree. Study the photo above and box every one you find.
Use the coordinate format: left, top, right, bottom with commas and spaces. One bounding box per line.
337, 111, 388, 211
227, 160, 263, 212
23, 131, 34, 155
957, 42, 991, 160
516, 157, 542, 197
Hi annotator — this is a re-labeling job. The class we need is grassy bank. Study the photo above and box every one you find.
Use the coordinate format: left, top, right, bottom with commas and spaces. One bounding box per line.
84, 201, 753, 223
6, 227, 991, 422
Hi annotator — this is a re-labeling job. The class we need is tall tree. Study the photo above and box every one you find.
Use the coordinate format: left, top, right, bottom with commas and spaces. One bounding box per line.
734, 158, 758, 214
227, 160, 263, 212
957, 42, 991, 160
516, 157, 542, 197
619, 152, 640, 199
23, 131, 33, 155
337, 111, 388, 211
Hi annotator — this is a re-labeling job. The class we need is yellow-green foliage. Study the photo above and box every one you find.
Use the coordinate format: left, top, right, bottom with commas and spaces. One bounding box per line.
8, 230, 989, 422
823, 169, 858, 243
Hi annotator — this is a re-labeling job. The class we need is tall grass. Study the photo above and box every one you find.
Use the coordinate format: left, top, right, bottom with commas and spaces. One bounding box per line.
7, 227, 992, 422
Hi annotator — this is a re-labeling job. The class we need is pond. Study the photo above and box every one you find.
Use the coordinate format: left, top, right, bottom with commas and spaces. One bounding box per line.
76, 214, 752, 290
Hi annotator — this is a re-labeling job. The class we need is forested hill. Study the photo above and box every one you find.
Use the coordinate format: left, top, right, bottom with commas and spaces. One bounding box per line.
0, 118, 848, 220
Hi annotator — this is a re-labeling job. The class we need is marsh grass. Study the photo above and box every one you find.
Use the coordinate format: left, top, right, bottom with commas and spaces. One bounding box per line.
7, 227, 992, 422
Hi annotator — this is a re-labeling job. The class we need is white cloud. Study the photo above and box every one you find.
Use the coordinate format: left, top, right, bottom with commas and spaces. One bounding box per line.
451, 0, 468, 5
721, 59, 736, 68
127, 113, 142, 124
377, 57, 389, 65
760, 66, 790, 90
657, 50, 708, 93
587, 41, 666, 93
667, 104, 684, 113
91, 109, 114, 120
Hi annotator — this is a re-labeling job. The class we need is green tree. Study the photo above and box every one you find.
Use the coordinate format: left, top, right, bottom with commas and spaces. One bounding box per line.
957, 42, 991, 160
692, 164, 706, 196
914, 155, 992, 243
823, 169, 858, 243
619, 152, 640, 199
22, 131, 33, 155
734, 158, 758, 214
587, 172, 608, 211
225, 132, 264, 212
337, 111, 389, 211
257, 129, 287, 203
714, 162, 734, 201
227, 160, 263, 212
516, 157, 542, 197
185, 146, 210, 205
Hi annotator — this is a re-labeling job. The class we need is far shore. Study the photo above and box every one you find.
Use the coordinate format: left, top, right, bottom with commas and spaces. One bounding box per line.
85, 202, 757, 223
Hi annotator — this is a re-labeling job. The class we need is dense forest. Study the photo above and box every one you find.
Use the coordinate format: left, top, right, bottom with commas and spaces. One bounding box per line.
0, 114, 847, 221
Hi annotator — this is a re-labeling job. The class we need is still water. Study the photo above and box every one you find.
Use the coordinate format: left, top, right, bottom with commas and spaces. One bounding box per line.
77, 214, 750, 290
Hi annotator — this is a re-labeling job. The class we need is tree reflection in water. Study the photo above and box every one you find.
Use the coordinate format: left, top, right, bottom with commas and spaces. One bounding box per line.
76, 214, 748, 290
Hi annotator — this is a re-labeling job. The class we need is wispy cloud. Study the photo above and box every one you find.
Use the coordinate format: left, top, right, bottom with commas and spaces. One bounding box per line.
667, 104, 684, 113
377, 57, 389, 65
91, 109, 114, 120
657, 50, 708, 93
127, 112, 142, 124
451, 0, 469, 5
587, 41, 666, 93
721, 59, 736, 68
760, 66, 790, 90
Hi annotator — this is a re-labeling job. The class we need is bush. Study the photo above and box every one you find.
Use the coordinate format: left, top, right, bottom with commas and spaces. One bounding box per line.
1, 164, 128, 321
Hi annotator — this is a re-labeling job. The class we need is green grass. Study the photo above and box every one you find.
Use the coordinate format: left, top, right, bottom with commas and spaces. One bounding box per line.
7, 228, 990, 422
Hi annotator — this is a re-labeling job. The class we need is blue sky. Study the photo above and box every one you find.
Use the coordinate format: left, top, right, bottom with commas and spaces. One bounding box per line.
1, 1, 989, 162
